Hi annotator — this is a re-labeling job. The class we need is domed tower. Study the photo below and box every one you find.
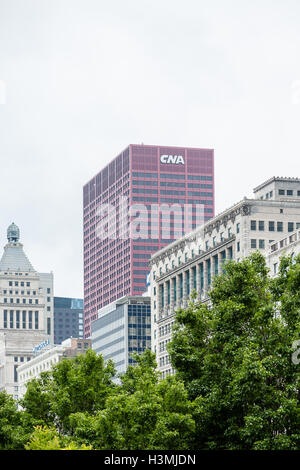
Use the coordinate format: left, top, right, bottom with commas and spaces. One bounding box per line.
0, 222, 34, 272
7, 222, 20, 243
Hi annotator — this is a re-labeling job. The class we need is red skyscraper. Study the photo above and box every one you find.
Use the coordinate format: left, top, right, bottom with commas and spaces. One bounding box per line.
83, 144, 214, 337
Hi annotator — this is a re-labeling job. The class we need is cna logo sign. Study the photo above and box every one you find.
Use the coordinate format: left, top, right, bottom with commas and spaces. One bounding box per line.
160, 154, 185, 165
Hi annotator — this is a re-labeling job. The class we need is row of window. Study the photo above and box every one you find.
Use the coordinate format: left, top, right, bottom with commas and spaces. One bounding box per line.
251, 220, 300, 232
2, 298, 39, 304
278, 189, 300, 196
159, 355, 171, 367
7, 281, 31, 287
3, 310, 39, 329
159, 338, 171, 352
132, 172, 213, 181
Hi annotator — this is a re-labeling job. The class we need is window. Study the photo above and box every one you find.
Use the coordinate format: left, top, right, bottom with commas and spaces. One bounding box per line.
288, 222, 294, 232
236, 223, 240, 234
277, 221, 283, 232
47, 317, 51, 335
250, 220, 256, 231
35, 311, 39, 329
237, 241, 240, 252
269, 221, 275, 232
251, 239, 257, 249
259, 240, 265, 249
259, 221, 264, 231
287, 190, 293, 196
279, 189, 285, 195
274, 263, 278, 274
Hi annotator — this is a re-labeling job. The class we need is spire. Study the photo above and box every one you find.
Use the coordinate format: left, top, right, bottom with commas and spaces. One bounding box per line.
7, 222, 20, 243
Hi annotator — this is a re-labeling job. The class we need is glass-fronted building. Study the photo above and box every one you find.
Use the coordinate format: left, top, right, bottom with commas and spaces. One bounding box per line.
91, 296, 151, 379
83, 144, 214, 337
54, 297, 84, 344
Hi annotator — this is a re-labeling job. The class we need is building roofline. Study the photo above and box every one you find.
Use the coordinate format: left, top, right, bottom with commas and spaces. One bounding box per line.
253, 176, 300, 193
150, 195, 300, 262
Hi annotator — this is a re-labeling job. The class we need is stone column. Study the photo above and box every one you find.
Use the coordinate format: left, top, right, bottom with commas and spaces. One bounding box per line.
183, 271, 188, 308
203, 260, 208, 296
176, 274, 181, 309
158, 283, 163, 319
170, 277, 175, 312
190, 266, 195, 294
164, 281, 168, 317
196, 264, 201, 297
218, 251, 224, 274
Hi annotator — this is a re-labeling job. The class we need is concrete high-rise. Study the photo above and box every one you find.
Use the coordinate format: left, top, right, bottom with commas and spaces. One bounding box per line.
83, 144, 214, 337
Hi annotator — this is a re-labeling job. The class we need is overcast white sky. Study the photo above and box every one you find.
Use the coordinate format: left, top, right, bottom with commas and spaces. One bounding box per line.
0, 0, 300, 298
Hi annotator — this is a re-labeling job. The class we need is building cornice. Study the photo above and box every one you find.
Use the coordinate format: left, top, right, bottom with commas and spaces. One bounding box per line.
154, 235, 236, 280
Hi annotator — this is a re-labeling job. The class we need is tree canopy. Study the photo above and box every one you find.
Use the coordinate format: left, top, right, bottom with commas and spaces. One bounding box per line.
0, 252, 299, 450
168, 252, 300, 450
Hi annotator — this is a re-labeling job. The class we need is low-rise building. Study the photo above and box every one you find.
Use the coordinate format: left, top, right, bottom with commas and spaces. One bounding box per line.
17, 337, 91, 399
150, 177, 300, 376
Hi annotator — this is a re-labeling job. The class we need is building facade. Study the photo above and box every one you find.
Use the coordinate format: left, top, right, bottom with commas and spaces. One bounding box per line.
17, 337, 91, 399
0, 223, 54, 399
91, 296, 151, 379
150, 177, 300, 376
83, 144, 214, 337
54, 297, 84, 344
267, 228, 300, 277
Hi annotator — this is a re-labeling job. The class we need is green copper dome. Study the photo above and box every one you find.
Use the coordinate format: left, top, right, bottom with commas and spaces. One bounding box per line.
7, 222, 20, 242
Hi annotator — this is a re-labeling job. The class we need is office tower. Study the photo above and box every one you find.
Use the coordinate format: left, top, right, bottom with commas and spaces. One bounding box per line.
0, 223, 53, 398
91, 296, 151, 380
54, 297, 84, 344
83, 144, 214, 337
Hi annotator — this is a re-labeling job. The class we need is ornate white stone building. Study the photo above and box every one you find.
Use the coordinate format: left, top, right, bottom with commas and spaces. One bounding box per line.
149, 177, 300, 377
0, 223, 54, 399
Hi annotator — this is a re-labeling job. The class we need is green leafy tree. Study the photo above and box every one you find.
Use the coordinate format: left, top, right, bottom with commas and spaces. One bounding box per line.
21, 349, 117, 434
25, 425, 92, 450
70, 350, 195, 450
168, 252, 300, 450
0, 391, 37, 449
